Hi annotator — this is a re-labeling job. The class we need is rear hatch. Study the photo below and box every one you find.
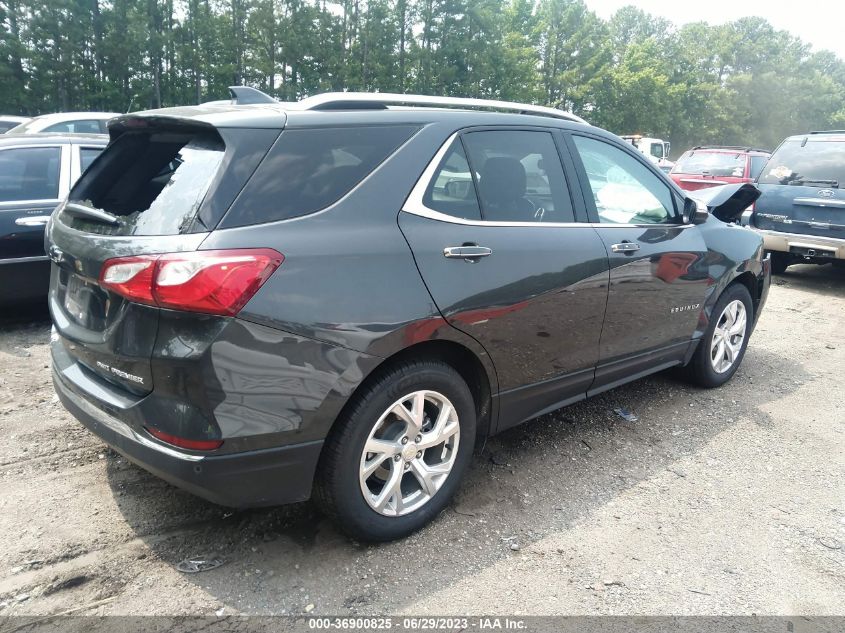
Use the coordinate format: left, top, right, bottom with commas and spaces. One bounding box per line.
47, 114, 277, 395
670, 150, 748, 191
754, 135, 845, 241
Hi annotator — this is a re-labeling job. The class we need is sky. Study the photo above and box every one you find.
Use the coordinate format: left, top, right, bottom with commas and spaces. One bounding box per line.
585, 0, 845, 61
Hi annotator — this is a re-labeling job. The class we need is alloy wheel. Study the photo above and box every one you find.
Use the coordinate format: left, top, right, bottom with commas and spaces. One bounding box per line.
359, 390, 460, 517
710, 299, 748, 374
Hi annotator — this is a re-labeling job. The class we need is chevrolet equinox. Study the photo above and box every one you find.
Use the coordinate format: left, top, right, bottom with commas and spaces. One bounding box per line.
47, 88, 771, 540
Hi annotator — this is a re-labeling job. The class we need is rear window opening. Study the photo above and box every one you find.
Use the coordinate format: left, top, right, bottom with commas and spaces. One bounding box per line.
65, 130, 225, 235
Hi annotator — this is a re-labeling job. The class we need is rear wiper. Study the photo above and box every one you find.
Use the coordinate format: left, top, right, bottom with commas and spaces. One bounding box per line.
785, 178, 839, 188
63, 202, 121, 225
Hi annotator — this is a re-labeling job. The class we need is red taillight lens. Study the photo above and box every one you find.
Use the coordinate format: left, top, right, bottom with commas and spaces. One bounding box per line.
145, 426, 223, 451
100, 257, 157, 305
99, 248, 283, 316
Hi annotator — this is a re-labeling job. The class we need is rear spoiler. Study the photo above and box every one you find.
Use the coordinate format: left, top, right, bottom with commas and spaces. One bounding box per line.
108, 114, 217, 141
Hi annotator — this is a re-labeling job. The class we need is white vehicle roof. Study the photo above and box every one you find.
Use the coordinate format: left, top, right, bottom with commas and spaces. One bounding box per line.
0, 115, 31, 124
7, 111, 119, 134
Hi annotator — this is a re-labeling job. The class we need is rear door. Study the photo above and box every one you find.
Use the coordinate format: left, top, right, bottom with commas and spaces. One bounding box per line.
566, 132, 709, 393
400, 128, 610, 430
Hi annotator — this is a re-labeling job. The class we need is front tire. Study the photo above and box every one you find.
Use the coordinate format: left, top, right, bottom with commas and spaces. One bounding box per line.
314, 360, 476, 541
684, 283, 754, 388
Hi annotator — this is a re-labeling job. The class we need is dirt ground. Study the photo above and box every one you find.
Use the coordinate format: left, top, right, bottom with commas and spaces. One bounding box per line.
0, 264, 843, 618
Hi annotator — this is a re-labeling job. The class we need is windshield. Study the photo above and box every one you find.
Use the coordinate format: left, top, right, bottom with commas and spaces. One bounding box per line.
650, 143, 664, 159
674, 151, 745, 177
757, 138, 845, 187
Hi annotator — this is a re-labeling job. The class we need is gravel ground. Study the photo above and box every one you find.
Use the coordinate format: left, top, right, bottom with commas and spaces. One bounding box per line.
0, 264, 842, 617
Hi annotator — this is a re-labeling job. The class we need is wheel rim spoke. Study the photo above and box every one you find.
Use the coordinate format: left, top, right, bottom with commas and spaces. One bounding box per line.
410, 460, 439, 497
373, 461, 404, 512
359, 389, 460, 517
391, 400, 419, 432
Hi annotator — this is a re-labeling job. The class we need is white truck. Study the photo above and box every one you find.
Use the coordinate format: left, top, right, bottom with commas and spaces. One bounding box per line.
621, 135, 674, 172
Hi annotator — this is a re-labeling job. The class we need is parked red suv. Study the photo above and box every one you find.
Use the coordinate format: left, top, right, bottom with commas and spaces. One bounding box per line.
670, 146, 771, 191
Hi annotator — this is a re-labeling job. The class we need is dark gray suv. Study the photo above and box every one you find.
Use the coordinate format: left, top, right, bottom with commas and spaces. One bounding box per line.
47, 90, 771, 540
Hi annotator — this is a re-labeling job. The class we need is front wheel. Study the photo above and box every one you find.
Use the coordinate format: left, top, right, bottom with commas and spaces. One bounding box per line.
314, 361, 476, 541
683, 283, 754, 388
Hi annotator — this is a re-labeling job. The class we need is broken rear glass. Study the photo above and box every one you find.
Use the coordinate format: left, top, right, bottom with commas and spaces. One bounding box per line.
65, 131, 224, 235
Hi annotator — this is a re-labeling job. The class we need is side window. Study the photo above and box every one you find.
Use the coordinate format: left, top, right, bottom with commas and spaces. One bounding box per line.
749, 155, 768, 180
423, 139, 481, 220
224, 125, 420, 227
0, 146, 61, 202
80, 147, 103, 172
462, 130, 574, 223
44, 120, 102, 134
572, 135, 675, 225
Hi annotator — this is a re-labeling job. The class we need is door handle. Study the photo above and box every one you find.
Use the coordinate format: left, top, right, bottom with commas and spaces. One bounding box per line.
610, 242, 640, 254
443, 245, 492, 260
15, 215, 51, 227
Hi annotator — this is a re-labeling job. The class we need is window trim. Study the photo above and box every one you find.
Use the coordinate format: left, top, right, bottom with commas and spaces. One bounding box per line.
0, 143, 71, 206
564, 130, 685, 228
403, 130, 587, 228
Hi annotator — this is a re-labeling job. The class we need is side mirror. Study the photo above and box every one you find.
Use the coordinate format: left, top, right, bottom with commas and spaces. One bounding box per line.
682, 197, 709, 225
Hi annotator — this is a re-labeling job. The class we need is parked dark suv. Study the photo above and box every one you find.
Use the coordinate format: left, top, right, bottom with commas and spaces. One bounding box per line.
746, 130, 845, 273
47, 89, 770, 540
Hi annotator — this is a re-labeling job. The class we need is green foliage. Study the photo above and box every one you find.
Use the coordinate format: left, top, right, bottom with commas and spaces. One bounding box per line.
1, 0, 844, 151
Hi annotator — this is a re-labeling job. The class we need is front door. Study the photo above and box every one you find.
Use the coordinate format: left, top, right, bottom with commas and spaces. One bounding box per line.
400, 129, 610, 430
567, 133, 709, 393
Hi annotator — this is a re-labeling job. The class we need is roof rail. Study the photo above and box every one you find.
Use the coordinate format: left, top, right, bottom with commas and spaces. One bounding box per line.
295, 92, 587, 124
224, 86, 587, 124
808, 130, 845, 134
691, 145, 770, 153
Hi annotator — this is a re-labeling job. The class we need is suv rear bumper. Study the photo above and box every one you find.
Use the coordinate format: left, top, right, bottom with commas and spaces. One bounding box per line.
53, 363, 323, 508
752, 227, 845, 260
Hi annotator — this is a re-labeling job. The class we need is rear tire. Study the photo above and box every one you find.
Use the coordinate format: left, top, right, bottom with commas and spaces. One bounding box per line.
683, 283, 754, 388
770, 251, 790, 275
314, 360, 476, 541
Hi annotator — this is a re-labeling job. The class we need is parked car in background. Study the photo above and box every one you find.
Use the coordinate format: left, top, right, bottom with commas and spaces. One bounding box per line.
6, 112, 118, 135
744, 131, 845, 274
47, 89, 769, 541
0, 134, 108, 304
620, 134, 674, 172
0, 116, 31, 134
670, 146, 771, 192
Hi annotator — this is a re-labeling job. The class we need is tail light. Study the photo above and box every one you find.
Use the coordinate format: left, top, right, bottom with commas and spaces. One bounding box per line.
145, 426, 223, 450
100, 248, 283, 316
